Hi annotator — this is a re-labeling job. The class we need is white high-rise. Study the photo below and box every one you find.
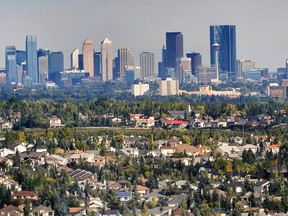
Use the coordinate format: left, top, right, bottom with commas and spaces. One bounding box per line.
101, 38, 113, 81
159, 78, 179, 96
71, 48, 79, 69
82, 38, 94, 78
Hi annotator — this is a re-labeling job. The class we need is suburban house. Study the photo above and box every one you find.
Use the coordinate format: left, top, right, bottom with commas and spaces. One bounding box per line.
160, 146, 175, 156
254, 181, 270, 194
49, 116, 63, 128
32, 205, 54, 216
116, 191, 133, 202
135, 185, 150, 197
175, 144, 199, 157
0, 205, 23, 215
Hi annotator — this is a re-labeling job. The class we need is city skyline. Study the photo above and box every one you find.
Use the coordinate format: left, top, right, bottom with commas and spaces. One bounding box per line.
0, 0, 288, 71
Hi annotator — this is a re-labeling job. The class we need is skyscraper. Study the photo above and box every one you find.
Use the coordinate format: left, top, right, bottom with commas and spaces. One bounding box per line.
210, 25, 236, 79
158, 46, 167, 79
118, 48, 133, 79
78, 54, 83, 70
38, 49, 50, 85
140, 52, 155, 79
26, 35, 38, 84
16, 50, 26, 66
186, 52, 202, 76
5, 46, 17, 85
237, 59, 255, 78
48, 51, 64, 83
175, 57, 191, 84
94, 52, 101, 77
101, 38, 113, 81
113, 57, 119, 80
71, 48, 79, 69
166, 32, 183, 69
82, 38, 94, 78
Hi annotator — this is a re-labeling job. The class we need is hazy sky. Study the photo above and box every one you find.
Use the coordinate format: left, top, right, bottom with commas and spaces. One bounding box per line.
1, 0, 288, 71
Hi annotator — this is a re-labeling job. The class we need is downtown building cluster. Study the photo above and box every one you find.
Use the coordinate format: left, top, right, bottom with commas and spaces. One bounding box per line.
4, 36, 155, 88
3, 25, 285, 93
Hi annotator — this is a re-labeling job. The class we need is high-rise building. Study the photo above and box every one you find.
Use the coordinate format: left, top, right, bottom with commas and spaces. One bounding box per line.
237, 59, 255, 78
71, 48, 79, 69
166, 32, 183, 69
16, 50, 26, 66
176, 57, 191, 84
140, 52, 155, 79
38, 56, 48, 85
78, 54, 83, 70
82, 38, 94, 78
94, 52, 101, 77
5, 46, 18, 85
159, 46, 167, 79
48, 51, 64, 83
101, 38, 113, 81
38, 49, 50, 85
186, 52, 202, 76
210, 25, 236, 79
159, 78, 179, 96
118, 48, 133, 79
26, 35, 38, 84
113, 57, 119, 80
197, 66, 217, 84
125, 66, 141, 85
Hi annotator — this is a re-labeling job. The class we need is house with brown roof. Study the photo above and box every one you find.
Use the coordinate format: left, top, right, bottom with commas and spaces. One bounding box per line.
174, 208, 194, 216
0, 205, 23, 216
266, 144, 280, 154
175, 144, 199, 157
11, 190, 38, 204
135, 185, 150, 197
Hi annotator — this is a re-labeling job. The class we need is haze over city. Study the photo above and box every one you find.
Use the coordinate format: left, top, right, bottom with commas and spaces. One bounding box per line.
1, 0, 288, 71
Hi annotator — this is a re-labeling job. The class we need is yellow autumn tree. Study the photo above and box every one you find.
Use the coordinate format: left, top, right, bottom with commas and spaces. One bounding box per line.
18, 132, 26, 142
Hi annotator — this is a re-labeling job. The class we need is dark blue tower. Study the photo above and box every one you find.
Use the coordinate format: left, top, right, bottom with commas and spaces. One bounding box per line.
210, 25, 236, 79
166, 32, 183, 69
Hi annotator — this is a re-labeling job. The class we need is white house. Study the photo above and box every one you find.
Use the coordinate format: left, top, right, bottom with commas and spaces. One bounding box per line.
49, 116, 63, 128
0, 148, 15, 157
238, 144, 258, 154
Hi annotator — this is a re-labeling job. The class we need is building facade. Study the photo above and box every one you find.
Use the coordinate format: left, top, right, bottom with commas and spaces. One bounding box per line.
131, 83, 149, 96
197, 66, 217, 84
237, 59, 255, 79
159, 78, 179, 96
140, 52, 155, 79
166, 32, 183, 69
210, 25, 236, 79
26, 35, 38, 84
70, 48, 79, 69
176, 57, 191, 85
94, 52, 101, 77
186, 52, 202, 76
5, 46, 18, 86
117, 48, 133, 79
48, 52, 64, 83
101, 38, 113, 81
82, 38, 94, 78
125, 66, 141, 85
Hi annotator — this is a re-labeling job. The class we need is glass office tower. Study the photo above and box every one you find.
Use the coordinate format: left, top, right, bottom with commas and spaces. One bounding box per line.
210, 25, 236, 79
26, 35, 38, 84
